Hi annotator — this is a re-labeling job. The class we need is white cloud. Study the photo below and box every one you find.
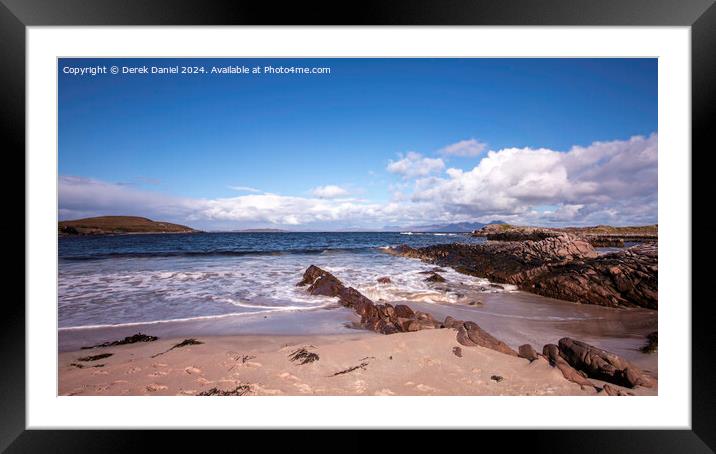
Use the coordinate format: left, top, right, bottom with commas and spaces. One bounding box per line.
311, 185, 349, 199
228, 185, 261, 193
439, 138, 487, 157
410, 133, 657, 225
387, 152, 445, 179
59, 134, 657, 229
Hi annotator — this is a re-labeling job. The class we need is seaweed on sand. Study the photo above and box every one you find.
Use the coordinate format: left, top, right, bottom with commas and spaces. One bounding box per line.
288, 347, 319, 365
151, 338, 204, 358
81, 333, 158, 350
70, 362, 105, 369
331, 362, 368, 377
198, 385, 252, 396
77, 353, 113, 362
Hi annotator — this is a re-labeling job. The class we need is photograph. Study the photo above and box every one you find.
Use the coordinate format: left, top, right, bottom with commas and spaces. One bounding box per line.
56, 57, 659, 398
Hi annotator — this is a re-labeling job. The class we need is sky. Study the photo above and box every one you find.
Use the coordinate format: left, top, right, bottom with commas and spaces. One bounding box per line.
58, 58, 657, 230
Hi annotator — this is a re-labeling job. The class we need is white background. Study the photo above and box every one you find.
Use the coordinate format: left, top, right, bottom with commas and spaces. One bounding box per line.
27, 27, 690, 428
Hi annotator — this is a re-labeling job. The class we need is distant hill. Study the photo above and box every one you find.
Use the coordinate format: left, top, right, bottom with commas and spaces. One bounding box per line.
59, 216, 198, 235
394, 220, 506, 233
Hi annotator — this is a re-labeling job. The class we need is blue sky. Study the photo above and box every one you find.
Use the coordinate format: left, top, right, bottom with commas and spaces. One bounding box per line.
58, 58, 657, 230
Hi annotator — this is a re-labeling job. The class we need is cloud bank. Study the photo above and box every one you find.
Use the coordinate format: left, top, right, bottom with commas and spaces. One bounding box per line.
59, 134, 657, 229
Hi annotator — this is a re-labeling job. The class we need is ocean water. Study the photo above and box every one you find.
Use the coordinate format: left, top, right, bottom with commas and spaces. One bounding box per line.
59, 232, 499, 328
58, 232, 657, 371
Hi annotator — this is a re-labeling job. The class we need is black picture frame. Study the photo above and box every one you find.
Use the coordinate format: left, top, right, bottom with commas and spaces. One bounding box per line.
3, 0, 711, 449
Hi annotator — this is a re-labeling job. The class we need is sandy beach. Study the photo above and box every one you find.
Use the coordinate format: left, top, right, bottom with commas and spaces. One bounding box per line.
59, 328, 657, 396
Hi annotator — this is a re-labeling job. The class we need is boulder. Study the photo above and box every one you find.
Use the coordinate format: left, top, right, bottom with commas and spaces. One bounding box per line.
557, 338, 653, 388
424, 272, 446, 283
543, 344, 595, 389
296, 265, 345, 298
377, 276, 392, 284
443, 316, 464, 330
456, 322, 518, 356
518, 344, 540, 362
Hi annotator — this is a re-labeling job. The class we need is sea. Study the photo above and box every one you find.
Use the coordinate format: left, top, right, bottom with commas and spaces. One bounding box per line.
58, 232, 657, 372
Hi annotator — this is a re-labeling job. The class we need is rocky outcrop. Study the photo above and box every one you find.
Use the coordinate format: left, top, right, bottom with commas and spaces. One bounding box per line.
557, 338, 653, 388
529, 242, 657, 309
387, 237, 657, 309
472, 223, 657, 247
297, 265, 441, 335
297, 266, 518, 357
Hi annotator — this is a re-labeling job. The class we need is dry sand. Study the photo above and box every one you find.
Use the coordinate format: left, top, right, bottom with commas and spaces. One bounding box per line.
59, 328, 657, 396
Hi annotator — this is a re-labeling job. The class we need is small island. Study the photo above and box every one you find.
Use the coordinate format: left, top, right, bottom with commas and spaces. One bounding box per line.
59, 216, 199, 236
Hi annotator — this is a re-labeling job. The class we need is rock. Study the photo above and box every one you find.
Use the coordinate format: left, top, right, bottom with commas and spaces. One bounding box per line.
297, 265, 448, 337
394, 304, 415, 318
424, 272, 446, 283
601, 384, 632, 396
467, 300, 483, 306
387, 237, 657, 309
456, 321, 518, 356
557, 338, 653, 388
518, 344, 540, 362
640, 331, 658, 353
443, 316, 464, 330
377, 276, 392, 284
297, 265, 345, 298
452, 346, 463, 358
543, 344, 595, 389
490, 375, 504, 382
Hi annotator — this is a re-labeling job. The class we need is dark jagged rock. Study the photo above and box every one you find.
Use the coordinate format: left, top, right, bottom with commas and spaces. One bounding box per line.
81, 333, 158, 350
640, 331, 658, 353
452, 346, 463, 358
297, 265, 345, 297
443, 316, 464, 330
518, 344, 540, 362
377, 276, 392, 284
490, 375, 504, 382
472, 223, 657, 247
543, 344, 595, 389
297, 266, 517, 359
387, 237, 657, 309
557, 338, 653, 388
530, 243, 658, 309
456, 321, 518, 356
298, 265, 439, 336
394, 304, 415, 319
424, 272, 446, 283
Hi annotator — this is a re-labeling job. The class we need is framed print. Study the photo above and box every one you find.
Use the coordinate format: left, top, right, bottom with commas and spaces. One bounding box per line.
4, 0, 713, 449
